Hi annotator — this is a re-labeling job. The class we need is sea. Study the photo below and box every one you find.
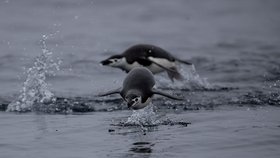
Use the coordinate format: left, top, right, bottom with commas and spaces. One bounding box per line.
0, 0, 279, 158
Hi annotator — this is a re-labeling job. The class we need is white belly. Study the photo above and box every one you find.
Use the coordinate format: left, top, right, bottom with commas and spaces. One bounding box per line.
122, 57, 176, 74
123, 62, 142, 71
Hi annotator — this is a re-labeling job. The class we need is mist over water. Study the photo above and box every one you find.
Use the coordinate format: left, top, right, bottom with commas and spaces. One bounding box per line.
0, 0, 280, 158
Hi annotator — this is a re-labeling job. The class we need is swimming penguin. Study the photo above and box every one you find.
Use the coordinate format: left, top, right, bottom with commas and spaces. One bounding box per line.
100, 44, 192, 82
97, 67, 183, 110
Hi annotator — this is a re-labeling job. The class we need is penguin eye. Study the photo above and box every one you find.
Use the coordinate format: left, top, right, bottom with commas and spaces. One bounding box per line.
114, 59, 118, 62
134, 98, 139, 102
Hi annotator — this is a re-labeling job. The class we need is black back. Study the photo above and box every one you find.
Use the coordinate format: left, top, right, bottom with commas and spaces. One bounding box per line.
122, 44, 176, 65
121, 67, 155, 102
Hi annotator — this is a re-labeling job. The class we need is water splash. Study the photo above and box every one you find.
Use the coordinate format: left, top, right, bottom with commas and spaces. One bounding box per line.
181, 65, 212, 89
6, 35, 62, 112
110, 104, 191, 133
157, 64, 212, 90
125, 104, 160, 128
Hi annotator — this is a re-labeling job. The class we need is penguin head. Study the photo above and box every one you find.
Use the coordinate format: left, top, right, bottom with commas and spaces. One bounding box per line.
100, 55, 126, 68
125, 93, 142, 109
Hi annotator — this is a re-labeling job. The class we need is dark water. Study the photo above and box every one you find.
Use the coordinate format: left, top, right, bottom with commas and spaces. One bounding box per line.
0, 0, 280, 158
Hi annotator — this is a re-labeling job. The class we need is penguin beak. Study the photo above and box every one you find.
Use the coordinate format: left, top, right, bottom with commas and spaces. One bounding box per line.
100, 59, 112, 65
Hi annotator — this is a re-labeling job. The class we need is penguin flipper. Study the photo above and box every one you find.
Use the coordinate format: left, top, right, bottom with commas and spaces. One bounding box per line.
152, 89, 184, 101
147, 59, 176, 73
174, 57, 193, 65
137, 57, 183, 81
146, 59, 183, 81
95, 88, 121, 97
176, 58, 192, 65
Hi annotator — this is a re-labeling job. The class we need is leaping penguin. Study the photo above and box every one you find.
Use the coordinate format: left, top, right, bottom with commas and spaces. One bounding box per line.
100, 44, 192, 82
97, 67, 183, 110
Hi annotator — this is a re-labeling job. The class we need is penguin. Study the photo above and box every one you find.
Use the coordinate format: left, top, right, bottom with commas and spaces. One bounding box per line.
97, 67, 183, 110
100, 44, 192, 82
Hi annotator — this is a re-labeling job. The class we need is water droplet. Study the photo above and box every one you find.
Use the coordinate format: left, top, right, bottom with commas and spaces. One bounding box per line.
6, 35, 61, 112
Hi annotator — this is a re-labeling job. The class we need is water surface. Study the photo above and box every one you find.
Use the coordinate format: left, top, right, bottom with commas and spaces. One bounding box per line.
0, 0, 279, 158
